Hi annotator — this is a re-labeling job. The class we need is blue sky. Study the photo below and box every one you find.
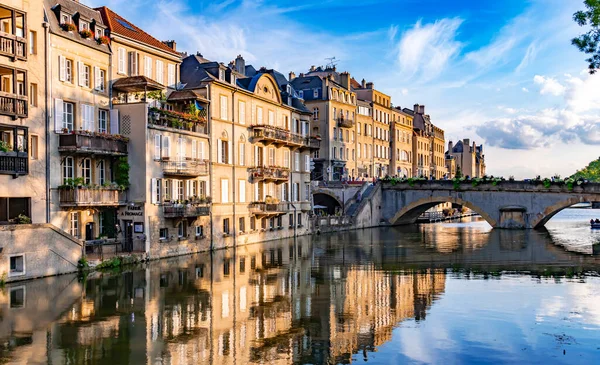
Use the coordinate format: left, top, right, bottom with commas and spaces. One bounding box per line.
82, 0, 600, 178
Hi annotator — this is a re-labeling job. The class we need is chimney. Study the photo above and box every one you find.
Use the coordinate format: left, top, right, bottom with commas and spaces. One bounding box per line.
361, 79, 366, 88
310, 65, 316, 72
234, 55, 245, 76
366, 82, 374, 89
340, 72, 350, 90
414, 104, 420, 113
448, 140, 453, 152
419, 105, 425, 114
472, 141, 477, 152
463, 139, 470, 150
299, 73, 304, 77
163, 40, 176, 51
289, 71, 296, 81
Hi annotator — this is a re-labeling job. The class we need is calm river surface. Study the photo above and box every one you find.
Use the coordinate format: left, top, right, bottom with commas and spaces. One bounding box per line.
2, 210, 600, 364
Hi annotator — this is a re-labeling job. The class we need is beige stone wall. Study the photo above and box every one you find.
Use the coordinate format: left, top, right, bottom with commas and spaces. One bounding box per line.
0, 0, 47, 223
0, 224, 82, 282
391, 110, 413, 177
355, 111, 373, 179
413, 134, 430, 177
433, 135, 446, 179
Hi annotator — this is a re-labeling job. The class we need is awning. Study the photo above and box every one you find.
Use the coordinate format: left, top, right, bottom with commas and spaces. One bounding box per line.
167, 89, 210, 104
112, 76, 164, 92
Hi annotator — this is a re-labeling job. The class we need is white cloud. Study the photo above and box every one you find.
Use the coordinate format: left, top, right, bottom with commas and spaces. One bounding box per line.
401, 88, 408, 95
515, 41, 539, 72
395, 18, 463, 82
522, 87, 529, 92
533, 75, 565, 96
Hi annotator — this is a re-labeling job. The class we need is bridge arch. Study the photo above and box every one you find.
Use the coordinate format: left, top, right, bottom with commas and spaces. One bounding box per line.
388, 196, 497, 227
313, 192, 342, 215
531, 195, 600, 229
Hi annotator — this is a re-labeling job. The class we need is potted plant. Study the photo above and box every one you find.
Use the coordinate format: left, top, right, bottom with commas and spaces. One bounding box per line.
61, 23, 76, 32
0, 140, 11, 153
80, 29, 93, 39
97, 35, 110, 45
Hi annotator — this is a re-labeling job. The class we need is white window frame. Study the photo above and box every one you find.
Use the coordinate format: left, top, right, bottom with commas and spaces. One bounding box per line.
238, 101, 246, 125
98, 109, 107, 133
118, 48, 126, 74
221, 179, 229, 203
168, 63, 176, 87
220, 95, 228, 120
238, 180, 246, 203
156, 60, 164, 85
69, 212, 79, 238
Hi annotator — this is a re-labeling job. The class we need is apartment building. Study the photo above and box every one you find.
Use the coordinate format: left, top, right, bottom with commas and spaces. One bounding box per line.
96, 7, 212, 257
355, 98, 373, 179
353, 81, 391, 178
45, 0, 119, 241
0, 1, 45, 225
290, 66, 357, 181
446, 139, 486, 178
391, 107, 413, 177
404, 104, 447, 179
181, 54, 316, 250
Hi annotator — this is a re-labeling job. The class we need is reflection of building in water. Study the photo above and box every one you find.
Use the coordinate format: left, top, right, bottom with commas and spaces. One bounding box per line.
0, 237, 446, 364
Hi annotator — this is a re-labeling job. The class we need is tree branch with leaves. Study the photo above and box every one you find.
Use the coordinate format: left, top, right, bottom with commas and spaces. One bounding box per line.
572, 0, 600, 74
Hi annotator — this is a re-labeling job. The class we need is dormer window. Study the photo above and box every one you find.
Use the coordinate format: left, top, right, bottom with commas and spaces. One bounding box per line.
60, 13, 70, 24
95, 27, 104, 39
219, 69, 225, 81
80, 21, 89, 32
231, 75, 236, 85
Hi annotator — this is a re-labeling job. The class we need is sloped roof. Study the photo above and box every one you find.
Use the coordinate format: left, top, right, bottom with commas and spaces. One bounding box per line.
350, 77, 362, 89
96, 6, 180, 57
45, 0, 110, 53
167, 89, 209, 103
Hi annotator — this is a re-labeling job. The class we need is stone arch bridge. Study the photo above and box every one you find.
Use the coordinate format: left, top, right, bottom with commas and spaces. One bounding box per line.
313, 181, 600, 229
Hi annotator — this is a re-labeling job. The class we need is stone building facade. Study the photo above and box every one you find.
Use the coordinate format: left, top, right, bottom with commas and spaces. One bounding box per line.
446, 138, 486, 178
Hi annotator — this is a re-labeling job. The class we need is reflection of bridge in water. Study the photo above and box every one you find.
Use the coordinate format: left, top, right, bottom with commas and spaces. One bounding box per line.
1, 227, 599, 364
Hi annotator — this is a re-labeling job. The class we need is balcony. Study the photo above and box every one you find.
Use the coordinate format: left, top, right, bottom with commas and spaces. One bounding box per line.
148, 107, 208, 135
0, 31, 27, 61
248, 166, 290, 183
337, 117, 353, 129
59, 188, 126, 208
251, 125, 304, 148
299, 136, 321, 151
163, 204, 210, 218
0, 92, 27, 119
162, 159, 208, 177
0, 152, 27, 175
58, 132, 128, 156
248, 202, 288, 217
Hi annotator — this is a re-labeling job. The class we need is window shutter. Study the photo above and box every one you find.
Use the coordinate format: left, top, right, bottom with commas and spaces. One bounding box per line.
239, 101, 245, 124
93, 66, 99, 90
191, 140, 197, 159
154, 135, 161, 160
239, 180, 246, 203
199, 141, 205, 160
217, 139, 223, 163
88, 106, 95, 131
186, 180, 191, 198
228, 140, 233, 164
305, 155, 310, 172
239, 143, 245, 166
77, 61, 82, 86
110, 109, 119, 134
163, 136, 171, 158
54, 99, 63, 132
221, 179, 228, 203
151, 178, 157, 204
254, 146, 258, 166
254, 183, 259, 201
59, 56, 66, 81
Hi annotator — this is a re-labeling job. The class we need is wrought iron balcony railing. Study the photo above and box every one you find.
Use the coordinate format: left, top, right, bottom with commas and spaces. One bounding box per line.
162, 159, 209, 177
58, 132, 128, 155
59, 188, 126, 207
248, 166, 290, 183
163, 204, 210, 218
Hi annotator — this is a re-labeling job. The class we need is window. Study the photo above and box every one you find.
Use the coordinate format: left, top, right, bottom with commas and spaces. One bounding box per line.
221, 179, 229, 203
80, 21, 89, 32
220, 95, 228, 120
239, 217, 245, 233
313, 108, 319, 120
99, 160, 106, 185
195, 226, 204, 237
268, 148, 275, 166
162, 135, 171, 158
219, 69, 226, 81
29, 30, 36, 55
168, 64, 176, 87
298, 213, 302, 226
313, 89, 318, 98
81, 104, 94, 131
250, 216, 256, 231
98, 109, 108, 133
159, 228, 168, 240
118, 48, 126, 74
305, 155, 310, 171
293, 183, 299, 201
10, 287, 25, 307
60, 13, 70, 25
294, 152, 300, 171
239, 180, 246, 203
298, 90, 303, 98
128, 51, 138, 76
268, 110, 274, 125
95, 68, 105, 92
289, 213, 294, 227
178, 221, 187, 238
82, 64, 90, 87
29, 83, 37, 107
29, 135, 38, 160
69, 212, 79, 238
283, 150, 290, 168
81, 158, 91, 185
62, 156, 74, 183
9, 256, 24, 276
95, 27, 103, 39
156, 60, 164, 85
223, 218, 230, 235
219, 139, 229, 164
239, 101, 246, 124
257, 107, 263, 124
65, 59, 72, 83
239, 143, 245, 166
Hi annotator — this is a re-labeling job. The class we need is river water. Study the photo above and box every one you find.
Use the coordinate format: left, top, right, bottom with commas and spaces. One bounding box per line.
2, 210, 600, 364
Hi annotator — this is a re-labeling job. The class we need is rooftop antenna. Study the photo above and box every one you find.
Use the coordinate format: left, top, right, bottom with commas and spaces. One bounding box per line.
325, 56, 338, 69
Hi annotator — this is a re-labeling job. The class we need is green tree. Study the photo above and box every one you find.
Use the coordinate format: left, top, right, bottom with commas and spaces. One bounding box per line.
571, 156, 600, 181
572, 0, 600, 74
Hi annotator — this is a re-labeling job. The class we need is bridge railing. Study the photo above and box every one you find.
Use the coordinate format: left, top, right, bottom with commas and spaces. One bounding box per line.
381, 180, 600, 193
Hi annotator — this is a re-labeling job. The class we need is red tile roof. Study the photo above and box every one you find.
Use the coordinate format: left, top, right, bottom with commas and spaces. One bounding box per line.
95, 6, 180, 57
350, 77, 362, 89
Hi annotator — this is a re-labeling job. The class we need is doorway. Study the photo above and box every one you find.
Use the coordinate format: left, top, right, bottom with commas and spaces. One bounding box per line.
85, 222, 95, 241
